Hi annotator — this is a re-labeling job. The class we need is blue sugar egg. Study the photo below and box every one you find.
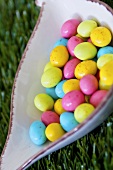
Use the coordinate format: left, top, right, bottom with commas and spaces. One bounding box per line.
55, 80, 66, 98
29, 120, 47, 145
46, 87, 58, 100
97, 46, 113, 58
54, 38, 68, 48
60, 112, 79, 132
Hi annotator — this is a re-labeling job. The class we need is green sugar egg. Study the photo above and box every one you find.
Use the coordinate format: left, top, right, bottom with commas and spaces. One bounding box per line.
77, 20, 97, 38
97, 54, 113, 69
34, 93, 54, 112
74, 42, 97, 60
41, 67, 62, 88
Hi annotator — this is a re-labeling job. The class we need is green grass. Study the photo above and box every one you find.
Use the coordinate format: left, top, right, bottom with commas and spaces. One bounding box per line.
0, 0, 113, 169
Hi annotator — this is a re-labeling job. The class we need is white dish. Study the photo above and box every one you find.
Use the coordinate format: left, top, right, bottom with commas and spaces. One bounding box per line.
0, 0, 113, 169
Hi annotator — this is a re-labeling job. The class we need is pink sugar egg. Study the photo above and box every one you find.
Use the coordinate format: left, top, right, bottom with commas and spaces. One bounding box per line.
62, 90, 85, 111
90, 90, 108, 107
41, 111, 60, 126
80, 74, 98, 95
61, 19, 81, 38
63, 58, 81, 79
67, 36, 83, 56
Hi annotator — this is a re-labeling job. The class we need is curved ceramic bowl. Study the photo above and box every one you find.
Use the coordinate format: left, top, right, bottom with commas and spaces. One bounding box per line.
0, 0, 113, 169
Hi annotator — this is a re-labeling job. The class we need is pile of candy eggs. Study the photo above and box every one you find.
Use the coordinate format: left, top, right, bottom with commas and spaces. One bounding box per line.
29, 18, 113, 146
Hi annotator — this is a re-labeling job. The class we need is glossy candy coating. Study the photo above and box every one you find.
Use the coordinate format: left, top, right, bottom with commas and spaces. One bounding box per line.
34, 93, 54, 112
41, 67, 62, 88
74, 42, 97, 60
45, 123, 65, 142
75, 60, 97, 79
62, 90, 85, 111
54, 99, 66, 115
74, 103, 95, 123
41, 111, 60, 126
50, 45, 69, 67
97, 46, 113, 58
63, 79, 80, 93
63, 58, 81, 79
44, 62, 54, 72
90, 90, 108, 107
61, 19, 80, 38
99, 79, 111, 90
77, 20, 97, 37
80, 74, 98, 95
31, 18, 113, 146
90, 27, 112, 47
67, 36, 83, 56
54, 38, 68, 48
46, 87, 58, 100
55, 80, 66, 98
29, 121, 47, 145
60, 112, 79, 132
97, 54, 113, 69
99, 60, 113, 89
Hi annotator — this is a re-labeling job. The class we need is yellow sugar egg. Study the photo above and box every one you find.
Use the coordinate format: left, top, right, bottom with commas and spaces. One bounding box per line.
99, 60, 113, 89
54, 99, 66, 115
75, 60, 97, 79
63, 79, 80, 93
50, 45, 69, 67
99, 79, 112, 90
90, 27, 112, 47
45, 123, 65, 142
